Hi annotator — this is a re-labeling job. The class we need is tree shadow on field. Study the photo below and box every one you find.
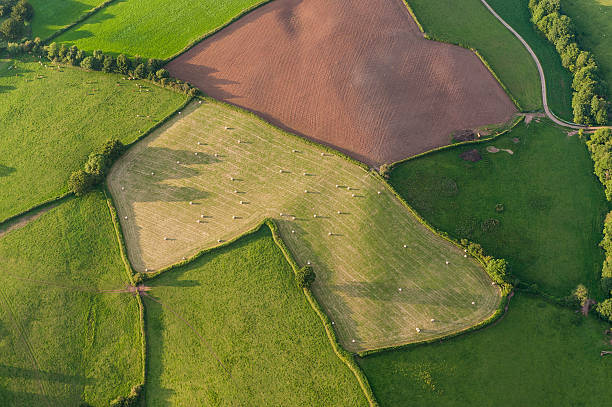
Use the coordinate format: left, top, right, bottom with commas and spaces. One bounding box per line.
168, 64, 239, 101
0, 164, 16, 177
53, 0, 127, 44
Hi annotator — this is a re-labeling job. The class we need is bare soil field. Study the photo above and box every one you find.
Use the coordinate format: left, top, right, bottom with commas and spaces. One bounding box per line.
167, 0, 517, 165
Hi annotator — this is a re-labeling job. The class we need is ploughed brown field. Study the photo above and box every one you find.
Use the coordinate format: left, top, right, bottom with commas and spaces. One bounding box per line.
167, 0, 517, 165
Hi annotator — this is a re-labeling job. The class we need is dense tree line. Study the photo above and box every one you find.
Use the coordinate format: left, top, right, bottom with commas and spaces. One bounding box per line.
3, 39, 198, 96
0, 0, 33, 41
459, 239, 510, 286
529, 0, 609, 125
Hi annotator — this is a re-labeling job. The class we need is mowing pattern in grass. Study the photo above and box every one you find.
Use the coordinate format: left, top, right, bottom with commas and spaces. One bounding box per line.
487, 0, 573, 121
144, 226, 368, 406
407, 0, 541, 111
0, 57, 186, 222
28, 0, 105, 40
0, 192, 141, 406
390, 120, 609, 298
562, 0, 612, 103
54, 0, 266, 59
360, 293, 612, 407
107, 100, 501, 352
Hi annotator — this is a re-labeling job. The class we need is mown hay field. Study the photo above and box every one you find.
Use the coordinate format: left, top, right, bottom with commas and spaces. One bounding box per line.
144, 225, 368, 406
487, 0, 573, 120
108, 100, 501, 352
168, 0, 516, 166
28, 0, 104, 40
0, 57, 186, 222
54, 0, 266, 59
0, 192, 141, 406
562, 0, 612, 103
390, 120, 610, 298
360, 292, 612, 407
407, 0, 541, 112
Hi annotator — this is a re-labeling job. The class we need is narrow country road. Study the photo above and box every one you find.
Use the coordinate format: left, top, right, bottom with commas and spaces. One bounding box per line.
479, 0, 610, 130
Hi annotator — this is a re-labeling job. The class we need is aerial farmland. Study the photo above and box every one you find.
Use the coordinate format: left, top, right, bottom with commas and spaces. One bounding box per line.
0, 0, 610, 406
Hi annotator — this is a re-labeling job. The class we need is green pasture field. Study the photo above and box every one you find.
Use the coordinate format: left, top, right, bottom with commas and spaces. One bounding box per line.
144, 225, 368, 406
107, 99, 501, 352
28, 0, 104, 40
54, 0, 266, 59
389, 120, 609, 298
359, 292, 612, 407
0, 192, 141, 406
0, 56, 186, 222
407, 0, 541, 111
562, 0, 612, 103
487, 0, 573, 121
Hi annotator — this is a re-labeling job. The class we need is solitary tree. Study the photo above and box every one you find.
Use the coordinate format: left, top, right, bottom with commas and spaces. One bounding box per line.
295, 266, 316, 288
573, 284, 589, 306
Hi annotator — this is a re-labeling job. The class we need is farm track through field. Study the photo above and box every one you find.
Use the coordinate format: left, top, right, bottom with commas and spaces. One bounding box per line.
480, 0, 611, 130
108, 100, 501, 352
168, 0, 516, 166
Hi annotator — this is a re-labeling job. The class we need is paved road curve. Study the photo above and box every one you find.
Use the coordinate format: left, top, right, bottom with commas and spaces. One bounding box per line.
480, 0, 611, 130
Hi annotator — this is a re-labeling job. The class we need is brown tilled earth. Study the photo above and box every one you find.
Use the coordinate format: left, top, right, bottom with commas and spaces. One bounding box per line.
167, 0, 517, 166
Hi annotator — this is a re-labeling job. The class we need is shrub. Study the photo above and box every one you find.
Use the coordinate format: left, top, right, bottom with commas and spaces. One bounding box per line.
596, 298, 612, 322
99, 138, 125, 161
296, 266, 316, 288
0, 17, 24, 40
79, 56, 96, 71
155, 68, 169, 79
102, 55, 115, 73
10, 0, 32, 22
486, 258, 508, 284
379, 164, 390, 179
572, 284, 588, 306
133, 63, 146, 79
68, 169, 95, 196
84, 153, 108, 179
116, 54, 130, 74
495, 203, 504, 213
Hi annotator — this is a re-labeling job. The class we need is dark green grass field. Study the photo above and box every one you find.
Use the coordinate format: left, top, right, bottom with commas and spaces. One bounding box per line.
562, 0, 612, 103
0, 192, 141, 406
487, 0, 573, 121
389, 120, 609, 298
406, 0, 541, 111
28, 0, 104, 40
359, 292, 612, 407
55, 0, 266, 59
0, 57, 186, 222
144, 225, 368, 406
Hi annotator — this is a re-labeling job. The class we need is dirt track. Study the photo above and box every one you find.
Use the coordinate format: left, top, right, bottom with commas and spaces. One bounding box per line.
167, 0, 516, 165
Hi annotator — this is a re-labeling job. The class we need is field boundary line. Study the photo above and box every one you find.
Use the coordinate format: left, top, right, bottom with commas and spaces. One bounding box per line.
104, 187, 148, 404
43, 0, 119, 44
401, 0, 524, 111
265, 219, 379, 407
163, 0, 276, 63
386, 115, 523, 170
0, 193, 71, 227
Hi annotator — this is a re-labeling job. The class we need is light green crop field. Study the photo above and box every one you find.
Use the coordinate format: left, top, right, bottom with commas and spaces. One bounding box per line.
0, 192, 141, 406
54, 0, 266, 59
0, 57, 186, 222
28, 0, 104, 40
359, 292, 612, 407
107, 100, 501, 352
389, 120, 609, 298
407, 0, 541, 111
144, 225, 368, 406
487, 0, 573, 121
562, 0, 612, 103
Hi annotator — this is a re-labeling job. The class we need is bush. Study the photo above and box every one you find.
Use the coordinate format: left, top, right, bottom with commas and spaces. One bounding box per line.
572, 284, 588, 306
84, 153, 108, 179
10, 0, 32, 22
68, 169, 95, 196
596, 298, 612, 322
495, 203, 504, 213
296, 266, 316, 288
155, 68, 169, 79
102, 55, 115, 73
133, 63, 146, 79
80, 56, 96, 70
99, 138, 125, 161
0, 17, 24, 40
116, 54, 130, 74
486, 258, 508, 284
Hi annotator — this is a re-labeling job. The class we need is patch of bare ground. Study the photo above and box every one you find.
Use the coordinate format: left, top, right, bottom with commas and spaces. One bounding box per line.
167, 0, 517, 165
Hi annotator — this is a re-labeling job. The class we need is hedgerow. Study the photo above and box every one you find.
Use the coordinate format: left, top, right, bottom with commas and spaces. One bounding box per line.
69, 139, 125, 196
528, 0, 608, 125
